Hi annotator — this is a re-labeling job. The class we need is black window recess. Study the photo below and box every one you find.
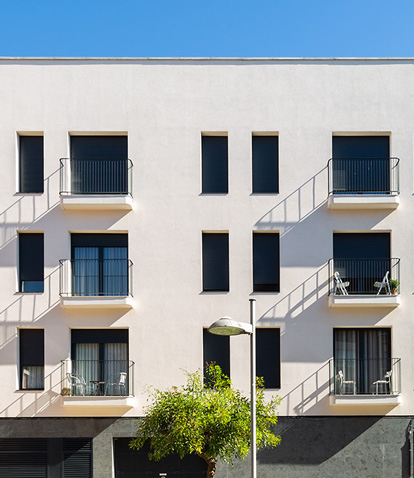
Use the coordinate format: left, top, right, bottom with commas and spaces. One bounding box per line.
256, 328, 281, 389
252, 135, 279, 193
19, 136, 44, 194
203, 329, 230, 380
253, 233, 280, 292
202, 136, 228, 194
19, 233, 44, 293
202, 233, 229, 292
20, 329, 44, 390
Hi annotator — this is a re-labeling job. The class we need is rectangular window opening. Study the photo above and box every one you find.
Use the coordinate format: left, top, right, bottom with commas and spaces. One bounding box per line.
252, 135, 279, 193
203, 329, 230, 383
202, 233, 229, 292
19, 135, 44, 194
202, 135, 228, 194
19, 233, 44, 293
20, 329, 44, 390
253, 232, 280, 292
256, 328, 281, 389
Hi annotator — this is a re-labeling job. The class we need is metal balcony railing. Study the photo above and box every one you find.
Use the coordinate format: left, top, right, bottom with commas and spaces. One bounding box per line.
328, 258, 400, 295
61, 360, 134, 397
329, 358, 401, 395
327, 158, 400, 195
59, 158, 133, 196
59, 259, 133, 297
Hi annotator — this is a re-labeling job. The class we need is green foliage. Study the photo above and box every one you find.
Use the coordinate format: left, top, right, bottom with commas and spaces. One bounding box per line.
389, 278, 399, 290
129, 364, 281, 468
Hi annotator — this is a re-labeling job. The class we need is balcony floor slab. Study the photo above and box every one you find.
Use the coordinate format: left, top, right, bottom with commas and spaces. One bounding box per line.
328, 195, 400, 210
61, 396, 136, 408
60, 296, 134, 309
60, 195, 133, 210
329, 295, 400, 308
330, 394, 401, 406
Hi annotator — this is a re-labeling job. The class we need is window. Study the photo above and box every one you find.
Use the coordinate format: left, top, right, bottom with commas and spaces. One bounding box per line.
333, 232, 391, 294
71, 329, 129, 396
334, 328, 391, 394
256, 328, 280, 389
252, 135, 278, 193
19, 135, 44, 193
202, 135, 228, 193
202, 233, 229, 291
19, 329, 44, 390
203, 329, 230, 379
19, 233, 44, 293
71, 233, 128, 296
70, 136, 128, 194
253, 232, 280, 292
331, 136, 390, 194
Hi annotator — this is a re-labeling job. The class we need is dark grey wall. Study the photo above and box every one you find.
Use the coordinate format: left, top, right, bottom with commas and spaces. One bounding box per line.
0, 416, 412, 478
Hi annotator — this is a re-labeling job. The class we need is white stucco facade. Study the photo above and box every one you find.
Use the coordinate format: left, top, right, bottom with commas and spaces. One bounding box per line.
0, 58, 412, 423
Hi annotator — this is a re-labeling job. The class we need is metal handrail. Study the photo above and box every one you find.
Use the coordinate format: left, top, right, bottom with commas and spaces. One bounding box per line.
59, 158, 133, 196
59, 259, 133, 297
327, 157, 400, 195
329, 358, 401, 395
328, 257, 400, 295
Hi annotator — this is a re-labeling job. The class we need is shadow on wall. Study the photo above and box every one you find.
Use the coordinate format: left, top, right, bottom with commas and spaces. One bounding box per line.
0, 364, 62, 417
255, 167, 327, 236
0, 169, 60, 256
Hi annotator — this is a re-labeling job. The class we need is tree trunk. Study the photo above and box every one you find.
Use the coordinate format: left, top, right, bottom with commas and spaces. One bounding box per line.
206, 458, 217, 478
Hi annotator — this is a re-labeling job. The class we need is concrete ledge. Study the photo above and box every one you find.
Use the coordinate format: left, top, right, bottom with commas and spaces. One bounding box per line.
60, 195, 133, 210
329, 295, 400, 308
60, 296, 135, 309
330, 394, 401, 406
61, 396, 136, 408
328, 195, 400, 210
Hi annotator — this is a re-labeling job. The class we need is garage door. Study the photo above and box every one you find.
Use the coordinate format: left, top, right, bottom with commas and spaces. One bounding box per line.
114, 438, 207, 477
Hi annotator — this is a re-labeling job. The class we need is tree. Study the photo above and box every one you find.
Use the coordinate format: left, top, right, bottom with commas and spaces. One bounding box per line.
129, 364, 281, 478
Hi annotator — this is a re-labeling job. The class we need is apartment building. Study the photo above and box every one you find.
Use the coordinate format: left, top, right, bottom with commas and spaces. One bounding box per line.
0, 57, 412, 477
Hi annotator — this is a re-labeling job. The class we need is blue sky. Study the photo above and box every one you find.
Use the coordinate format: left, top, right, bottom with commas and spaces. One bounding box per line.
1, 0, 413, 57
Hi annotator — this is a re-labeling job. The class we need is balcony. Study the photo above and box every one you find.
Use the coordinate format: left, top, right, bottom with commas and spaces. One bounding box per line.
328, 258, 400, 307
59, 158, 133, 210
327, 158, 400, 209
329, 358, 401, 406
61, 359, 135, 408
59, 259, 134, 309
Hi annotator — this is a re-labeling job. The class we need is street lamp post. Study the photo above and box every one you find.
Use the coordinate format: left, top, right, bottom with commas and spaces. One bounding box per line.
207, 298, 257, 478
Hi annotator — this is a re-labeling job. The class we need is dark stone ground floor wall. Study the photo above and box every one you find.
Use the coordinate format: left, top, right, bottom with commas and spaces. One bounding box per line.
0, 416, 412, 478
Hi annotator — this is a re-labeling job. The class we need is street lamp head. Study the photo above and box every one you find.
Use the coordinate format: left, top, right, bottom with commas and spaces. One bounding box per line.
207, 316, 253, 336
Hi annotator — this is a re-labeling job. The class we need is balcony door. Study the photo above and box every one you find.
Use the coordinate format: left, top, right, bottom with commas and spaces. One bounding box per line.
334, 328, 391, 394
332, 136, 390, 194
333, 233, 390, 294
71, 329, 129, 396
71, 233, 128, 296
70, 136, 128, 194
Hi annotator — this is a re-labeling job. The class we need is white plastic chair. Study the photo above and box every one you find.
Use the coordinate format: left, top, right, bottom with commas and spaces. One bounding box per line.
372, 370, 392, 395
337, 370, 356, 395
104, 372, 127, 396
66, 372, 87, 396
374, 271, 391, 295
334, 272, 350, 295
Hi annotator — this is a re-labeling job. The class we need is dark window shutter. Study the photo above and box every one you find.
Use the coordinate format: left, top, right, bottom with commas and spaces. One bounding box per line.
19, 233, 44, 292
20, 329, 44, 367
70, 136, 127, 159
202, 136, 228, 193
71, 233, 128, 249
332, 136, 389, 159
256, 329, 281, 389
333, 233, 390, 259
19, 136, 44, 193
63, 439, 92, 478
0, 438, 47, 477
203, 329, 230, 379
253, 233, 280, 292
71, 329, 128, 345
252, 136, 279, 193
202, 233, 229, 291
